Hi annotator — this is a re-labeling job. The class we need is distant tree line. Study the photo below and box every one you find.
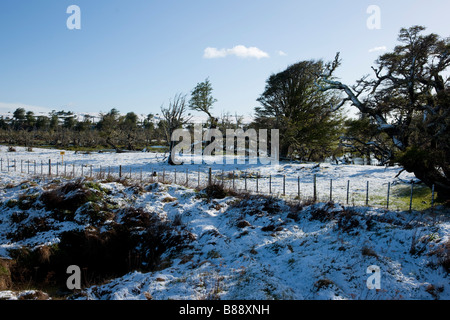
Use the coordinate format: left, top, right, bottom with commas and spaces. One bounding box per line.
0, 108, 165, 151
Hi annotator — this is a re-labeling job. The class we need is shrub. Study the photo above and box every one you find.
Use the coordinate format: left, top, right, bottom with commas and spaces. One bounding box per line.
361, 246, 378, 258
336, 208, 360, 233
119, 207, 152, 229
237, 220, 251, 228
261, 196, 281, 214
429, 240, 450, 273
162, 196, 177, 203
39, 179, 103, 214
5, 199, 18, 208
18, 193, 39, 210
261, 225, 276, 232
6, 217, 51, 242
203, 184, 228, 200
10, 211, 29, 224
309, 203, 336, 223
314, 279, 334, 291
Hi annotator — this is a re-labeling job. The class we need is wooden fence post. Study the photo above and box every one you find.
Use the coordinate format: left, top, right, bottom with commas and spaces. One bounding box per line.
313, 174, 317, 202
366, 181, 369, 206
346, 180, 350, 205
256, 172, 259, 193
329, 179, 333, 202
208, 168, 212, 186
269, 174, 272, 194
387, 182, 391, 209
297, 176, 300, 201
48, 159, 51, 176
119, 165, 122, 179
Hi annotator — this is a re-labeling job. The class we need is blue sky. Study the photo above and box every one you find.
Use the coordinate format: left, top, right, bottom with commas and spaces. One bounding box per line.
0, 0, 449, 118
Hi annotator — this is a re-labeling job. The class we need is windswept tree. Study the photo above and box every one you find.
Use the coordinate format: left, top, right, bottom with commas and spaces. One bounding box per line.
12, 108, 26, 130
121, 112, 139, 150
254, 60, 345, 161
189, 78, 218, 128
25, 111, 36, 130
161, 93, 192, 165
318, 26, 450, 200
96, 108, 122, 151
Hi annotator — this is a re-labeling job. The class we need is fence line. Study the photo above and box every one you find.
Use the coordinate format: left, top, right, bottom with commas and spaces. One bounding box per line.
0, 157, 437, 212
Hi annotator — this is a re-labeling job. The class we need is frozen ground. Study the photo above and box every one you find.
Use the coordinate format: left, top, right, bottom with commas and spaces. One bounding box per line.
0, 145, 420, 209
0, 145, 449, 300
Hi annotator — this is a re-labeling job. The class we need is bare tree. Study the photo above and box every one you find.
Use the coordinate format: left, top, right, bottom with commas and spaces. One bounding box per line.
161, 93, 192, 165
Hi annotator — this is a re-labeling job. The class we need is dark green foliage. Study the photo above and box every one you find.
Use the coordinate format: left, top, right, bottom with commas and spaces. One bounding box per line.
254, 60, 345, 161
320, 26, 450, 199
189, 77, 217, 126
0, 108, 165, 152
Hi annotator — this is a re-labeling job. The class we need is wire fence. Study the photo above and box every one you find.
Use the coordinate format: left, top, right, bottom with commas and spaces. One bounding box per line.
0, 157, 438, 212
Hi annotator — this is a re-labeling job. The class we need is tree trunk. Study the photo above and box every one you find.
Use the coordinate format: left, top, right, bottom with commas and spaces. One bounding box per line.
409, 166, 450, 202
167, 140, 182, 166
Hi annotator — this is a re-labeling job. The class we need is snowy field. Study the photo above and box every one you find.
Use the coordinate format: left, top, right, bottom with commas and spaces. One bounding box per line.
0, 145, 422, 210
0, 145, 449, 300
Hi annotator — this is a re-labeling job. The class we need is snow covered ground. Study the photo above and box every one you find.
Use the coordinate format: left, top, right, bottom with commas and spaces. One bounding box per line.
0, 145, 421, 210
0, 145, 449, 300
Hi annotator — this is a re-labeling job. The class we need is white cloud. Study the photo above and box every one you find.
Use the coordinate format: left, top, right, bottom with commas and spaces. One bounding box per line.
203, 45, 269, 59
204, 47, 228, 59
368, 46, 387, 53
278, 50, 287, 56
